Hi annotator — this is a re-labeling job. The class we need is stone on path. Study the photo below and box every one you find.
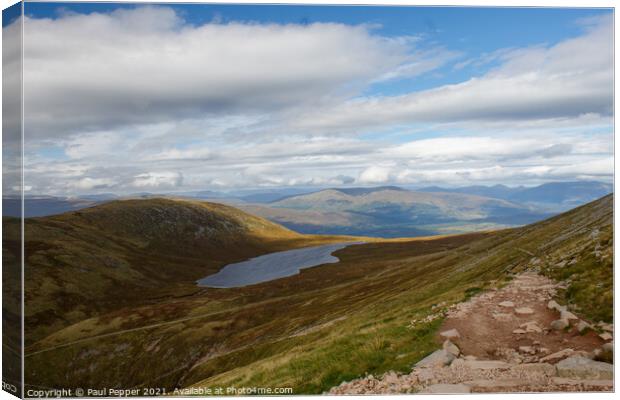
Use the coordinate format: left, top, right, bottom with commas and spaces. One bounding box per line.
560, 310, 579, 321
415, 349, 455, 368
499, 301, 515, 308
520, 321, 542, 333
547, 300, 567, 312
599, 332, 613, 341
550, 319, 569, 330
556, 356, 613, 380
602, 342, 613, 353
440, 328, 460, 340
540, 349, 575, 363
512, 328, 526, 334
547, 300, 561, 310
518, 346, 535, 354
515, 307, 534, 315
576, 320, 591, 333
420, 384, 471, 394
443, 340, 460, 357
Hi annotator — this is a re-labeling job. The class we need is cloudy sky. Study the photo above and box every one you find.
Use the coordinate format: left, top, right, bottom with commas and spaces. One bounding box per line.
5, 4, 614, 195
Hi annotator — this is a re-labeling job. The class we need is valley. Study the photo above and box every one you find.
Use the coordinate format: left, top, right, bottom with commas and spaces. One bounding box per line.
9, 194, 612, 394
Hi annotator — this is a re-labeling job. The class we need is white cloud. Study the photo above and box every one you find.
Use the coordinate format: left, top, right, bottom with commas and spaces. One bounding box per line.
359, 165, 393, 184
132, 171, 183, 188
71, 177, 115, 190
287, 15, 612, 134
146, 147, 212, 161
388, 136, 574, 162
21, 6, 452, 138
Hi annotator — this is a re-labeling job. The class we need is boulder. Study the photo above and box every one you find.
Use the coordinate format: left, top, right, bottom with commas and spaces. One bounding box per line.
415, 349, 455, 368
443, 340, 460, 357
556, 356, 613, 380
599, 332, 613, 341
602, 342, 613, 353
515, 307, 534, 315
439, 328, 460, 340
499, 301, 515, 308
550, 318, 569, 330
420, 384, 471, 394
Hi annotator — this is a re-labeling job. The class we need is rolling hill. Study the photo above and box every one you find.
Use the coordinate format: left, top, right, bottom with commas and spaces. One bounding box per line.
20, 194, 612, 394
3, 198, 351, 344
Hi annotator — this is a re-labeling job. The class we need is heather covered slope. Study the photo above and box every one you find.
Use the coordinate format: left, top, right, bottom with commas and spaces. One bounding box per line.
5, 198, 348, 343
23, 195, 612, 394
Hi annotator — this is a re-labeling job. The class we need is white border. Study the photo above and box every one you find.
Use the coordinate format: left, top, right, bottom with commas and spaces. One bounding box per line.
0, 1, 616, 400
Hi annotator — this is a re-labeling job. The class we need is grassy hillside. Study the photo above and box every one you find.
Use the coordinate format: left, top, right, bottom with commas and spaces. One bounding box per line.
22, 195, 612, 394
6, 198, 356, 344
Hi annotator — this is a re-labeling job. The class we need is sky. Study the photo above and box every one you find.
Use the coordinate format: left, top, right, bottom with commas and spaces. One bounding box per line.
3, 3, 614, 195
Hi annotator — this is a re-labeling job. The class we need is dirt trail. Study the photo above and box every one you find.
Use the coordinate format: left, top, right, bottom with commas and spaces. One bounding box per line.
329, 272, 614, 394
441, 272, 603, 361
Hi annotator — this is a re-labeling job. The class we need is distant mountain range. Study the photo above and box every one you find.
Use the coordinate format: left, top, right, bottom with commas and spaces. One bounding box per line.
241, 186, 548, 237
3, 181, 611, 238
417, 181, 612, 211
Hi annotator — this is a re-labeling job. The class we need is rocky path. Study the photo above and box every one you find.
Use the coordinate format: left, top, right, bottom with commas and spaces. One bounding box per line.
329, 273, 613, 394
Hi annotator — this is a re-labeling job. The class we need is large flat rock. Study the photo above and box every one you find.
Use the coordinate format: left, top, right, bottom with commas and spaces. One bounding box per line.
556, 356, 613, 380
415, 349, 455, 368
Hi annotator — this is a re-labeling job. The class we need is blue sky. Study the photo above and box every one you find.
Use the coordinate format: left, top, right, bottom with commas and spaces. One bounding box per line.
3, 3, 614, 194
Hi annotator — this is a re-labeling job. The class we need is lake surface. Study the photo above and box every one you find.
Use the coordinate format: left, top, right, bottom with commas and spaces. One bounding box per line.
197, 242, 360, 288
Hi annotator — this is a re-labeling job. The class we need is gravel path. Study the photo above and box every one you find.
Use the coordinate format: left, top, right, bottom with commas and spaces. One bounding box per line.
329, 273, 613, 394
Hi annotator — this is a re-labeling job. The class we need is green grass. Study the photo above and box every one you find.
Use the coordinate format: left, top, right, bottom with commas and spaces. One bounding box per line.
543, 228, 613, 323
